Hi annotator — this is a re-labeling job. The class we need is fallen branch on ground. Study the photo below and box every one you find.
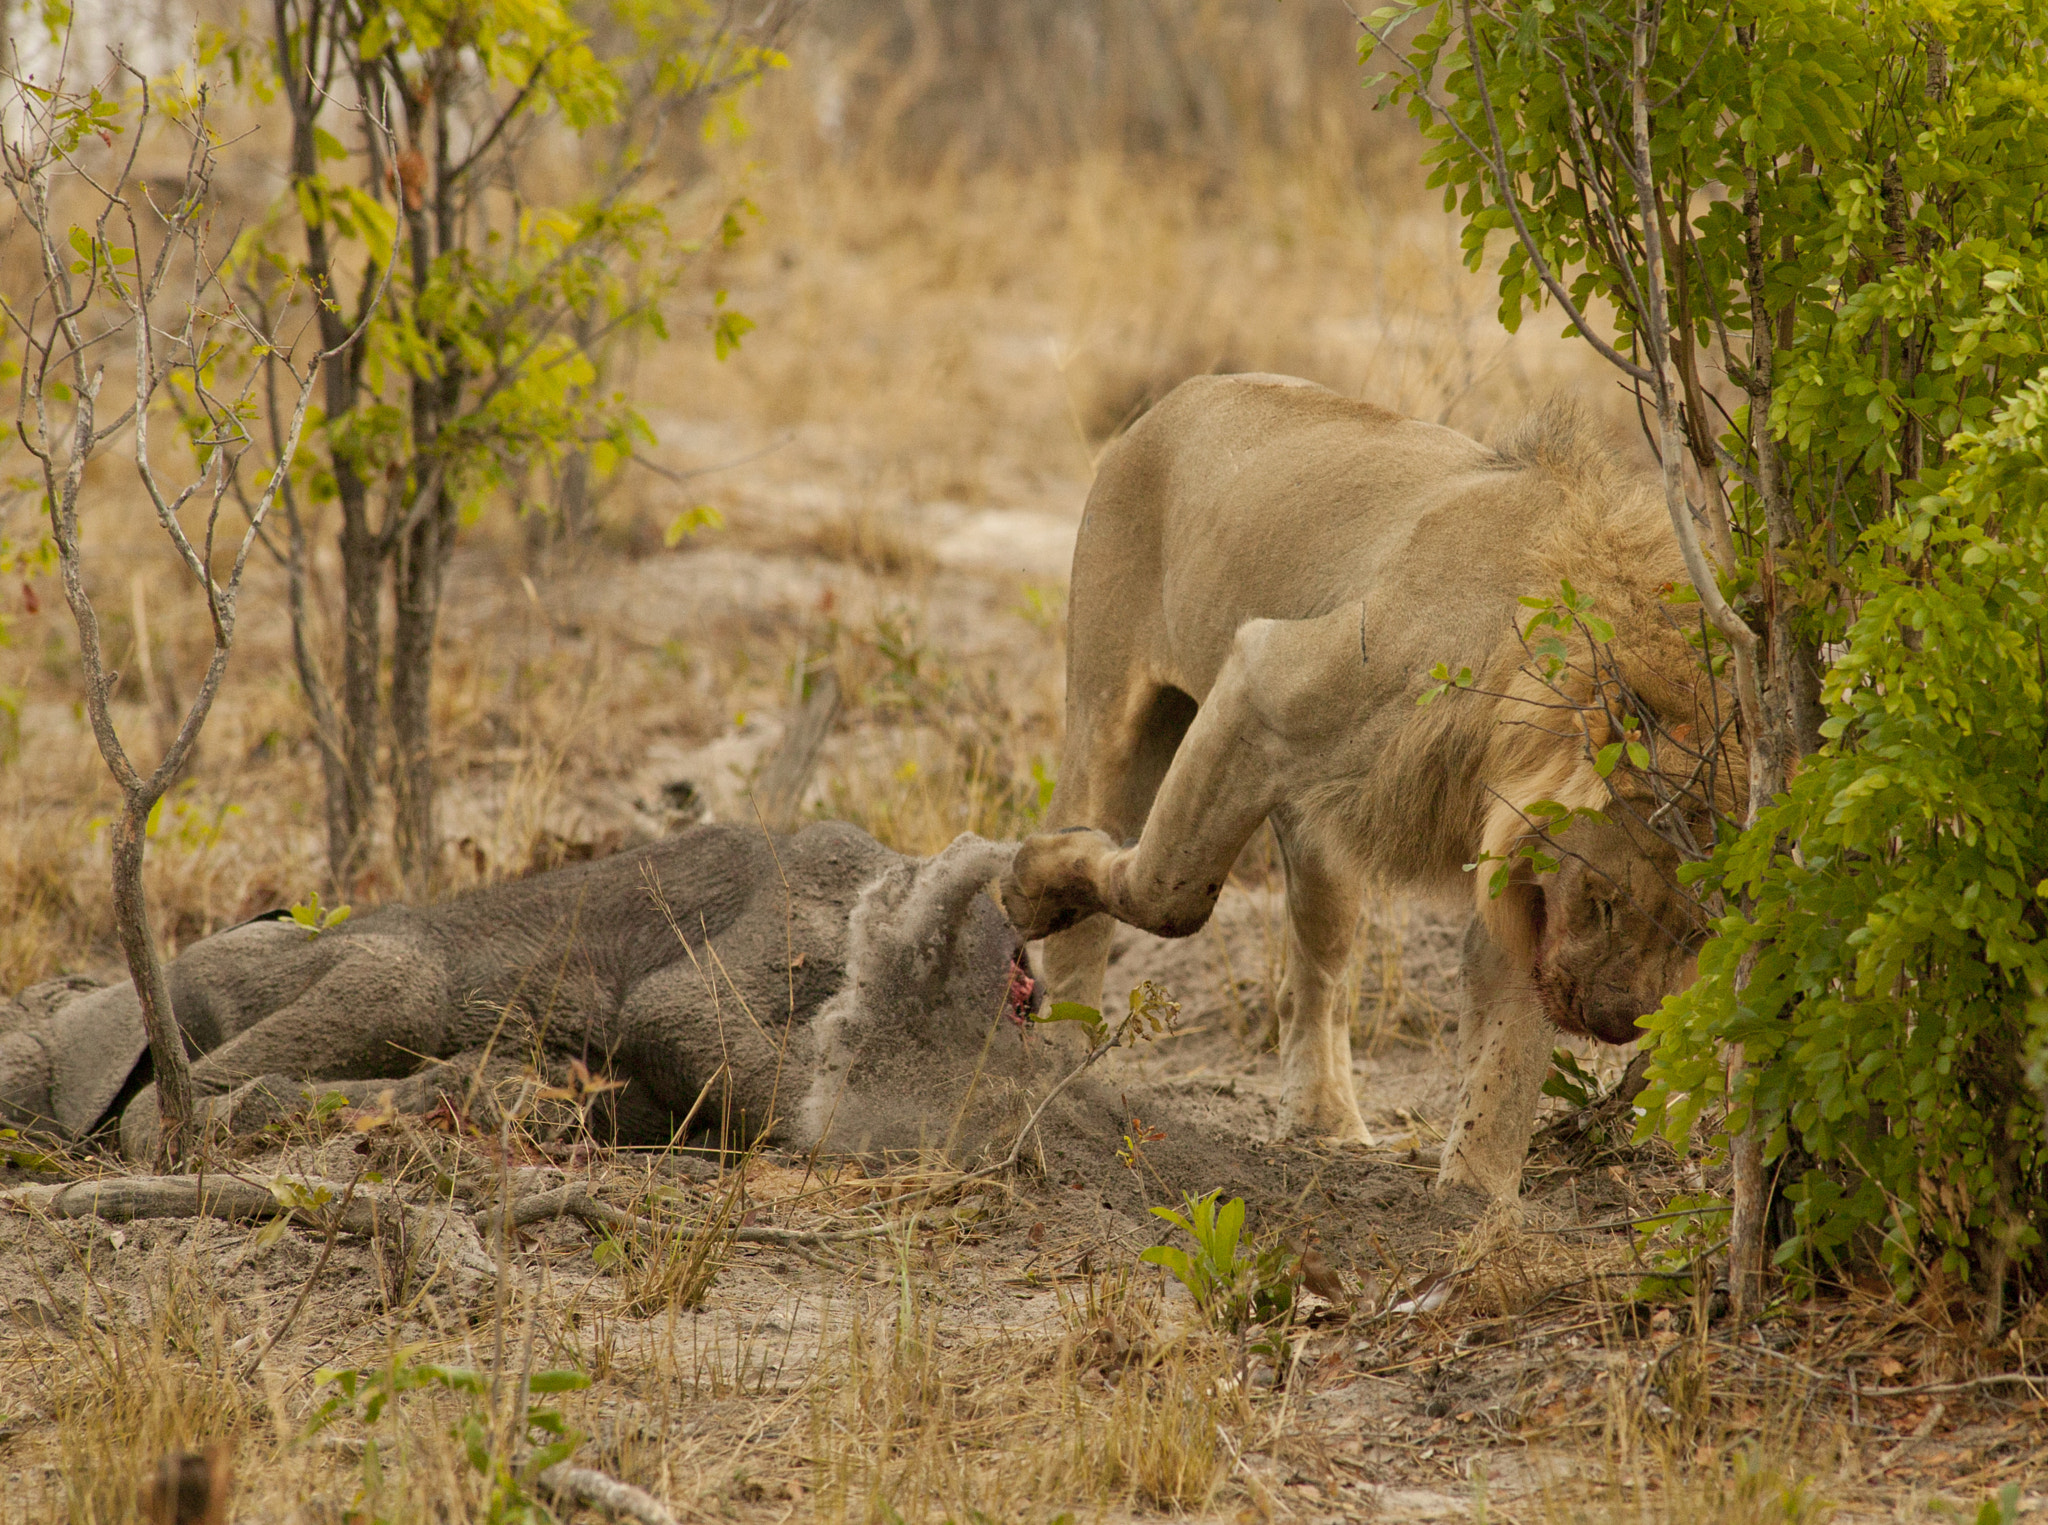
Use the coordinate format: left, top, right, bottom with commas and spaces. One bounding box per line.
1719, 1341, 2048, 1400
535, 1462, 681, 1525
3, 1174, 495, 1288
488, 1183, 993, 1248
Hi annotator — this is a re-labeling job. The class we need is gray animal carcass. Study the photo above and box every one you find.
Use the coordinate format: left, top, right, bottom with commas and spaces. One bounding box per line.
0, 823, 1054, 1160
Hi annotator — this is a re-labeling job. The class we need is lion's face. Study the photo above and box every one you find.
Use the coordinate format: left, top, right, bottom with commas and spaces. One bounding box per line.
1516, 815, 1707, 1045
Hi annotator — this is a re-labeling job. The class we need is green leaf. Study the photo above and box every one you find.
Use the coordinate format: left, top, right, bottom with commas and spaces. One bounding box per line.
1034, 1001, 1107, 1043
525, 1437, 579, 1475
526, 1369, 591, 1394
415, 1364, 487, 1394
663, 504, 723, 547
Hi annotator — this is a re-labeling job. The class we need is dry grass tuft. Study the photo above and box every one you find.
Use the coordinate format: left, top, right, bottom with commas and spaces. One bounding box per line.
617, 1169, 743, 1317
0, 814, 99, 990
1093, 1344, 1236, 1511
29, 1247, 266, 1524
800, 1233, 1245, 1523
770, 508, 939, 580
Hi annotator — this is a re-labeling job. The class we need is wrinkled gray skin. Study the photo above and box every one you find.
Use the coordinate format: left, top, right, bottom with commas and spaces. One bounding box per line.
0, 824, 1054, 1161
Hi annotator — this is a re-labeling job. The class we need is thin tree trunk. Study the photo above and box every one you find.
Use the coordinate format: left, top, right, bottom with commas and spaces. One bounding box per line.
35, 316, 200, 1170
109, 804, 196, 1163
390, 494, 451, 887
1624, 12, 1763, 737
277, 0, 382, 886
1723, 120, 1811, 1324
389, 77, 465, 890
1725, 947, 1770, 1317
337, 490, 382, 882
546, 308, 601, 550
279, 484, 358, 889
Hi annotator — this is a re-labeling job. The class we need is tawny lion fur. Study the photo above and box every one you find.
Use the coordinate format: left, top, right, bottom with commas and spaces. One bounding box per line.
1001, 373, 1735, 1199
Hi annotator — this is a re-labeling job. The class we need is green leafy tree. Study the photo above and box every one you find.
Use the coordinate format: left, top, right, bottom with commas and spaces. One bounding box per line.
1365, 0, 2048, 1312
220, 0, 788, 888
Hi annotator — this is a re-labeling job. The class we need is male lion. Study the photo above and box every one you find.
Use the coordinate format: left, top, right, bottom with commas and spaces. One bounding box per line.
1001, 374, 1730, 1199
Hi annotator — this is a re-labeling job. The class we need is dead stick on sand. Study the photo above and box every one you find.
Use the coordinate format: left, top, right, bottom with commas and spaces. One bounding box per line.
3, 1175, 496, 1286
487, 1183, 989, 1248
535, 1462, 682, 1525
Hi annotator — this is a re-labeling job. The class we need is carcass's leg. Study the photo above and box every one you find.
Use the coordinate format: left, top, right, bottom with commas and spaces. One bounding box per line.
1437, 917, 1552, 1199
187, 937, 447, 1091
118, 936, 449, 1158
1271, 817, 1371, 1142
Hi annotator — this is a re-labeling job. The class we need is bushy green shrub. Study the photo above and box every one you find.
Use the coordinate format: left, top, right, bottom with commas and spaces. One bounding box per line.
1645, 381, 2048, 1290
1367, 0, 2048, 1299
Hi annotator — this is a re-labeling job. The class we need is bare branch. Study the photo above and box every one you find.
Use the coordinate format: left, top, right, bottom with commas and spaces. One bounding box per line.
1624, 3, 1764, 744
1, 49, 378, 1164
1451, 0, 1656, 381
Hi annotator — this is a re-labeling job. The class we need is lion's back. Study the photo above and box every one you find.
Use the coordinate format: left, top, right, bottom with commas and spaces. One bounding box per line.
1070, 373, 1534, 696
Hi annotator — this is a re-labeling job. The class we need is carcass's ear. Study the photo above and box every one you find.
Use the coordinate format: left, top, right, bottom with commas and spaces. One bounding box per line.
901, 834, 1019, 937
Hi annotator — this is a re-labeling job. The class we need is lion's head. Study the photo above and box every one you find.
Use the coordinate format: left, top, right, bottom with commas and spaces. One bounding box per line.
1488, 812, 1710, 1044
1462, 433, 1739, 1047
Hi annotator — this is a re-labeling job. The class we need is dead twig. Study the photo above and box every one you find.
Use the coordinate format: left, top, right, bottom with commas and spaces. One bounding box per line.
1715, 1341, 2048, 1400
534, 1462, 682, 1525
4, 1174, 495, 1288
1530, 1202, 1733, 1236
240, 1165, 367, 1379
486, 1182, 989, 1249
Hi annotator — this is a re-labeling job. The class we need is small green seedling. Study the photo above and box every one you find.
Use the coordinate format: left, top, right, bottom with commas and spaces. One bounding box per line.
1141, 1190, 1296, 1337
1031, 979, 1181, 1051
1934, 1484, 2022, 1525
288, 889, 351, 937
306, 1352, 591, 1524
1542, 1048, 1600, 1110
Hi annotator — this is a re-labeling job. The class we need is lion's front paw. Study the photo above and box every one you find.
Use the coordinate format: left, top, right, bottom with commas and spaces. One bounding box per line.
1000, 828, 1116, 939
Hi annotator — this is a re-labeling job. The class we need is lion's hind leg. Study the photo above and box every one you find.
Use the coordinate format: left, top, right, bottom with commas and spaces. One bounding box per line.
1271, 817, 1373, 1144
